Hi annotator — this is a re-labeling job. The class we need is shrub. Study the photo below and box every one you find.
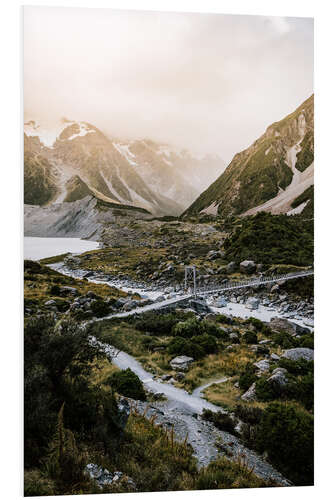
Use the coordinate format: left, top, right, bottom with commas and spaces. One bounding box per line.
238, 363, 257, 392
90, 299, 110, 317
201, 320, 223, 338
256, 402, 314, 485
172, 318, 203, 338
202, 409, 236, 435
234, 404, 263, 425
135, 312, 182, 336
167, 337, 205, 360
24, 470, 56, 497
255, 377, 283, 402
192, 334, 218, 354
272, 331, 298, 349
107, 368, 146, 401
243, 330, 258, 344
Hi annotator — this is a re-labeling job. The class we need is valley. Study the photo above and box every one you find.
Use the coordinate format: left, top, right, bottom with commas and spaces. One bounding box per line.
24, 94, 314, 495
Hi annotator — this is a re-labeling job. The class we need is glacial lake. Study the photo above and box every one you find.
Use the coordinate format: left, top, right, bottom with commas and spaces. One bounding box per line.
24, 237, 100, 261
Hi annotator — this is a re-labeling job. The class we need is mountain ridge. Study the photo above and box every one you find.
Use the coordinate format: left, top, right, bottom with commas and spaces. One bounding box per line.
183, 94, 314, 218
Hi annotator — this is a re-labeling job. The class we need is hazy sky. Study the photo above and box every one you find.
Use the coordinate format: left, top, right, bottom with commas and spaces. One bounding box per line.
24, 7, 313, 163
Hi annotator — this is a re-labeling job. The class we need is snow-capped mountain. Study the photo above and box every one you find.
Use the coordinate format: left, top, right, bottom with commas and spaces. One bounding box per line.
24, 119, 225, 216
183, 95, 314, 218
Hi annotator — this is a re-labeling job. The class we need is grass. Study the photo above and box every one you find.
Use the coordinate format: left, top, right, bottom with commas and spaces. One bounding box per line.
24, 261, 127, 313
202, 378, 266, 412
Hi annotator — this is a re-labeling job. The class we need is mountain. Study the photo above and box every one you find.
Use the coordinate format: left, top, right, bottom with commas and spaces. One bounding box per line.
24, 119, 224, 216
183, 95, 314, 218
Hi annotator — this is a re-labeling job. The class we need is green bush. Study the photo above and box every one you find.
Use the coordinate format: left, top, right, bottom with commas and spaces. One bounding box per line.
107, 368, 146, 401
272, 331, 298, 349
90, 299, 110, 317
167, 337, 205, 360
243, 331, 258, 344
256, 402, 314, 485
255, 377, 283, 402
192, 334, 218, 354
202, 409, 236, 435
239, 363, 257, 391
172, 318, 203, 338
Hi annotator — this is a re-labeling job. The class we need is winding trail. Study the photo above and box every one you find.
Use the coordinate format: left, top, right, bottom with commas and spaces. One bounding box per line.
51, 260, 307, 485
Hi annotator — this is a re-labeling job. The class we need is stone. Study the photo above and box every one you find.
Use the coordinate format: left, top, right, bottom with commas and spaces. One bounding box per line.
259, 339, 271, 345
44, 299, 56, 306
246, 297, 260, 310
270, 284, 280, 293
270, 353, 280, 361
189, 299, 211, 314
170, 355, 194, 371
241, 382, 257, 401
254, 359, 271, 373
174, 372, 186, 381
161, 374, 172, 381
117, 398, 130, 430
214, 297, 227, 307
240, 260, 256, 274
269, 317, 310, 336
282, 348, 314, 362
59, 286, 79, 296
267, 368, 288, 387
227, 261, 236, 273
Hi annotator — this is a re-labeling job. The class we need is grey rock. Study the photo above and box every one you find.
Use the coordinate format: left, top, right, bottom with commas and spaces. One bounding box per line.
44, 299, 56, 306
240, 260, 256, 274
282, 348, 314, 362
270, 353, 280, 361
254, 359, 271, 373
246, 297, 260, 310
227, 261, 236, 273
267, 368, 288, 387
270, 317, 310, 336
170, 355, 194, 371
241, 382, 257, 401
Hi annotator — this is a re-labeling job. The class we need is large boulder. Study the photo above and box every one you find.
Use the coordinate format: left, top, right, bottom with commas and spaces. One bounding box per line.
240, 260, 256, 274
188, 299, 211, 314
246, 297, 260, 310
170, 355, 194, 372
269, 317, 310, 336
254, 359, 271, 373
281, 348, 314, 362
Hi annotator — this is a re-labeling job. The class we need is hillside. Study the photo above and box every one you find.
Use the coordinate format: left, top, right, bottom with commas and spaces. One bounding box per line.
183, 95, 314, 218
24, 119, 224, 216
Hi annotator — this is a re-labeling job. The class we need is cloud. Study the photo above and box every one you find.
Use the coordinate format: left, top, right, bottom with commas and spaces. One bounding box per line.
24, 7, 313, 163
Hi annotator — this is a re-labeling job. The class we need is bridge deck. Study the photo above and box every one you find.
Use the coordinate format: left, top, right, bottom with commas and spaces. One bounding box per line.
92, 269, 313, 321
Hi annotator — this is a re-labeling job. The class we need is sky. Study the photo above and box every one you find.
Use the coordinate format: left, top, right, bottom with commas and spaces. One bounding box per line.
24, 7, 313, 163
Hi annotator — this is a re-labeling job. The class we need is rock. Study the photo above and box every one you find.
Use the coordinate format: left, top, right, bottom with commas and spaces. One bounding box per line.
282, 348, 314, 362
270, 284, 280, 293
154, 295, 166, 303
214, 297, 227, 307
259, 339, 271, 345
241, 382, 257, 401
267, 368, 288, 387
44, 299, 56, 306
246, 297, 260, 310
227, 261, 236, 273
85, 463, 135, 490
161, 374, 172, 381
254, 359, 271, 373
170, 355, 194, 371
59, 286, 79, 296
174, 372, 186, 381
86, 290, 97, 299
270, 353, 280, 361
117, 398, 130, 430
256, 263, 264, 272
189, 299, 211, 314
269, 317, 310, 336
240, 260, 256, 274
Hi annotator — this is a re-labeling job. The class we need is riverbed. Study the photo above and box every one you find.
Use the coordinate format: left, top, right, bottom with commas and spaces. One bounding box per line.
24, 236, 100, 260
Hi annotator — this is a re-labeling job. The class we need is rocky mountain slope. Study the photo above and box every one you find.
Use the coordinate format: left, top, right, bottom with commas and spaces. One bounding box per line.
24, 195, 151, 240
24, 119, 224, 216
183, 95, 314, 218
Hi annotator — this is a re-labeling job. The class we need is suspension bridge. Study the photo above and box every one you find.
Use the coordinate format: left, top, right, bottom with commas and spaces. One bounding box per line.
98, 266, 314, 320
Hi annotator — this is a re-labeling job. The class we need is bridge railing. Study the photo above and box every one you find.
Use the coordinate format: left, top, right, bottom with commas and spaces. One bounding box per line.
183, 269, 313, 296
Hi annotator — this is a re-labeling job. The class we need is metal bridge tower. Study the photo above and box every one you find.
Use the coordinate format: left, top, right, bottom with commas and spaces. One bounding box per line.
184, 265, 197, 297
